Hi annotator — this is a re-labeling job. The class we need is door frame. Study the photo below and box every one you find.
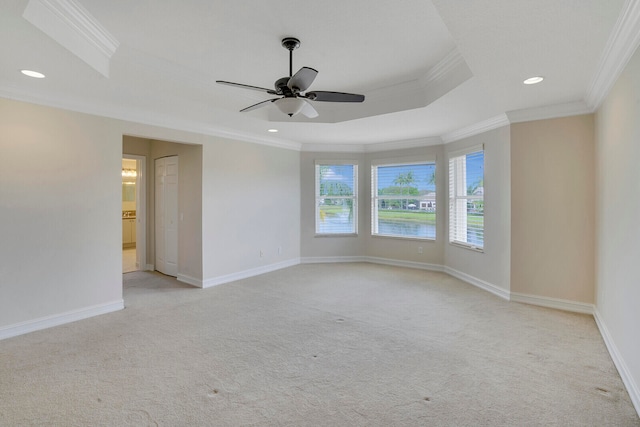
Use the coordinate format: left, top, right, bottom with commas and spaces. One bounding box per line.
123, 154, 147, 271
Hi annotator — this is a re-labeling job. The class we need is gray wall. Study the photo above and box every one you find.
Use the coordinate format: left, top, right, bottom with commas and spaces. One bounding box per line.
0, 99, 123, 328
202, 138, 301, 281
0, 97, 301, 335
444, 125, 512, 293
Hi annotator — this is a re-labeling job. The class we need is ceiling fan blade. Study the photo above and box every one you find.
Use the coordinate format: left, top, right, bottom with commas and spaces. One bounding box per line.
240, 98, 278, 112
287, 67, 318, 92
217, 80, 277, 94
307, 91, 365, 103
299, 100, 319, 118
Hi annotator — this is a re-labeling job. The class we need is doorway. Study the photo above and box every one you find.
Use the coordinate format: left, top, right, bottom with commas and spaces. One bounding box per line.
122, 155, 146, 273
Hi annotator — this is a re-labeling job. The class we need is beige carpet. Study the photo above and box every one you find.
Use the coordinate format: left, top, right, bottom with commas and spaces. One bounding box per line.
1, 263, 638, 426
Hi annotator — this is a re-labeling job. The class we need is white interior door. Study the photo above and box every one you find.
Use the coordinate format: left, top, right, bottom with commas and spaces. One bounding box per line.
155, 156, 178, 276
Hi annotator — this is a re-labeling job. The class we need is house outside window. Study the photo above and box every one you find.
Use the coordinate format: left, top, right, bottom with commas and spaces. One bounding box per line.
371, 159, 436, 240
448, 145, 484, 250
315, 162, 358, 235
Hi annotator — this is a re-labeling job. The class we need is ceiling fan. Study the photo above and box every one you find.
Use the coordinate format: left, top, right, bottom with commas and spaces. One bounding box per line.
216, 37, 365, 118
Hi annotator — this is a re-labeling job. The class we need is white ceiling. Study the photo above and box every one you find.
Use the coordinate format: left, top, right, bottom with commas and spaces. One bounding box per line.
0, 0, 635, 149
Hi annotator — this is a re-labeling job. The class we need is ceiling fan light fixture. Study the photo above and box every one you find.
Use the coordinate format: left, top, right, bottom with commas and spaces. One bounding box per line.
275, 97, 306, 117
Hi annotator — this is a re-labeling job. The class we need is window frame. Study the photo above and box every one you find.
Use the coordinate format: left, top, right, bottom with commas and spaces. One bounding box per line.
314, 161, 359, 236
371, 157, 436, 241
448, 145, 484, 251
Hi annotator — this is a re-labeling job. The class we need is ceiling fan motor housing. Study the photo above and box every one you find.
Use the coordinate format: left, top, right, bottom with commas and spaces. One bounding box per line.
274, 77, 294, 96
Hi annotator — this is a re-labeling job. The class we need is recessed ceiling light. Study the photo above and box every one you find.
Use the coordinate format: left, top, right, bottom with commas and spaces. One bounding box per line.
523, 76, 544, 85
21, 69, 45, 79
267, 129, 278, 133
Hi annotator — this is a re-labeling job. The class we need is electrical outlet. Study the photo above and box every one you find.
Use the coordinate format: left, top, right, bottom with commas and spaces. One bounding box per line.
260, 250, 263, 258
278, 246, 282, 255
418, 247, 423, 254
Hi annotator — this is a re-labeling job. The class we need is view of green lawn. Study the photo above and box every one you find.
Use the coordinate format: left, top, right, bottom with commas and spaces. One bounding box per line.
319, 205, 351, 216
467, 213, 484, 229
378, 210, 435, 224
320, 205, 483, 229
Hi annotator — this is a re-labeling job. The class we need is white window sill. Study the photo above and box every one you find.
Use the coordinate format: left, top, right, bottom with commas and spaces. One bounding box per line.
314, 233, 358, 238
449, 241, 484, 253
372, 234, 435, 242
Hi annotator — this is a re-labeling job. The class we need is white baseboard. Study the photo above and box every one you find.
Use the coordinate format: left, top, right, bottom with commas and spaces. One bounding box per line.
202, 258, 301, 289
0, 300, 124, 341
301, 256, 444, 272
300, 256, 367, 264
444, 266, 510, 300
594, 309, 640, 417
511, 292, 594, 314
366, 256, 445, 272
177, 273, 203, 288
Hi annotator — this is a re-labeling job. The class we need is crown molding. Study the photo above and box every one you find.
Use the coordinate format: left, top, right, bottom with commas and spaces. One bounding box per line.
506, 101, 592, 124
363, 136, 442, 152
23, 0, 119, 77
585, 0, 640, 110
0, 87, 302, 151
300, 143, 365, 153
419, 48, 467, 87
441, 114, 510, 143
300, 136, 443, 153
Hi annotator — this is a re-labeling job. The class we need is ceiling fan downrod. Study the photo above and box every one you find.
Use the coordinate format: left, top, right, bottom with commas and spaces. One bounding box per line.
281, 37, 300, 77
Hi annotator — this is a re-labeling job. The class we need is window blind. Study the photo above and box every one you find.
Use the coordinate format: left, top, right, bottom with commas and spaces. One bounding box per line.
315, 163, 358, 235
371, 161, 436, 239
449, 147, 484, 249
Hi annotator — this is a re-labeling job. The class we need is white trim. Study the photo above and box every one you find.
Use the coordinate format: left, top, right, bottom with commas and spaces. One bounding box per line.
365, 257, 444, 272
419, 49, 468, 88
23, 0, 119, 77
447, 143, 485, 159
511, 292, 594, 314
301, 137, 443, 154
370, 155, 436, 167
444, 266, 510, 300
301, 256, 444, 272
506, 101, 592, 124
0, 300, 124, 341
0, 87, 303, 152
364, 137, 443, 153
202, 258, 300, 289
177, 274, 203, 288
442, 114, 510, 144
314, 159, 360, 166
302, 143, 367, 153
144, 263, 154, 271
594, 309, 640, 416
449, 241, 484, 253
586, 0, 640, 110
300, 256, 367, 264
